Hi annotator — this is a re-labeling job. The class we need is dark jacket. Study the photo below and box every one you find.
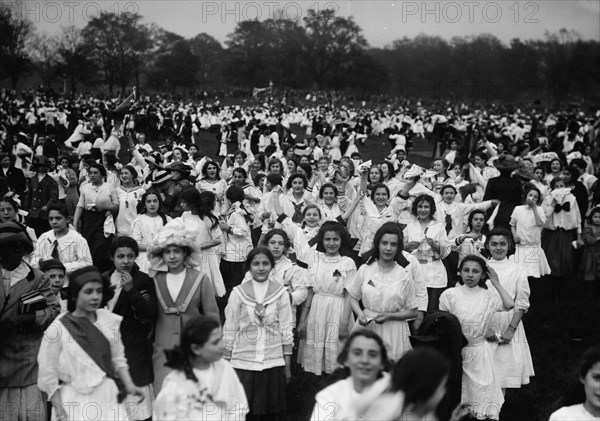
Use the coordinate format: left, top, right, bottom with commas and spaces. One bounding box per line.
483, 173, 522, 230
24, 173, 58, 219
103, 265, 157, 387
1, 166, 27, 196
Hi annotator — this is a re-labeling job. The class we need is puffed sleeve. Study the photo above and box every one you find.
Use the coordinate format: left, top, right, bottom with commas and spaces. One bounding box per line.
278, 290, 294, 355
439, 289, 453, 313
287, 265, 308, 306
509, 207, 519, 227
223, 289, 241, 357
405, 253, 428, 312
345, 263, 366, 300
106, 314, 128, 370
514, 268, 531, 312
37, 320, 63, 399
343, 257, 358, 291
152, 374, 187, 421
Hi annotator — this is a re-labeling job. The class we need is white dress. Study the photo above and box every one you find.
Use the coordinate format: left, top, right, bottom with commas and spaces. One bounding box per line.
403, 220, 450, 288
440, 285, 506, 420
153, 360, 248, 421
487, 258, 535, 388
310, 374, 391, 421
549, 404, 599, 420
299, 253, 356, 375
37, 310, 131, 421
131, 214, 171, 273
510, 205, 551, 278
346, 262, 417, 361
179, 212, 225, 297
196, 179, 227, 216
115, 186, 145, 236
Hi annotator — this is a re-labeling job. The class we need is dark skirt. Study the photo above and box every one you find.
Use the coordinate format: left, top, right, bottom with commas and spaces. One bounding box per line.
541, 228, 576, 277
427, 287, 445, 313
81, 209, 113, 272
235, 367, 286, 415
220, 260, 245, 291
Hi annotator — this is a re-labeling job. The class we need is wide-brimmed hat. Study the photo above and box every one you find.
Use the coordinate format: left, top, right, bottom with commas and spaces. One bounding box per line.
493, 154, 519, 171
32, 156, 51, 170
516, 160, 534, 180
151, 169, 173, 185
0, 221, 34, 254
166, 162, 191, 175
147, 219, 201, 277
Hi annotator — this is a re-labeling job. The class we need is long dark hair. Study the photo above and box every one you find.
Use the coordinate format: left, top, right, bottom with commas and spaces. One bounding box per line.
164, 316, 221, 382
313, 221, 352, 255
411, 194, 437, 219
226, 185, 253, 224
262, 229, 291, 254
364, 222, 409, 267
457, 254, 489, 289
551, 344, 600, 412
198, 191, 219, 229
137, 189, 168, 225
390, 348, 450, 414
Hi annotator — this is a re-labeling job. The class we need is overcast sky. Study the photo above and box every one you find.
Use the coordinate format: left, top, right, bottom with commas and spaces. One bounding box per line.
20, 0, 600, 47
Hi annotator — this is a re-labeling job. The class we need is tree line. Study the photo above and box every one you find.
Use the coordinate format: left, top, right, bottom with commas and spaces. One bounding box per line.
1, 4, 599, 106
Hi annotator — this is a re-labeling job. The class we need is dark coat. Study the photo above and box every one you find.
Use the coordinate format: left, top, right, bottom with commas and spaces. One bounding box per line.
1, 166, 27, 195
103, 265, 157, 387
483, 173, 523, 230
24, 173, 58, 219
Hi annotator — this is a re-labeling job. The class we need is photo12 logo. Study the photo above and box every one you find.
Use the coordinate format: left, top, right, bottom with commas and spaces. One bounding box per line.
200, 1, 340, 23
3, 1, 140, 24
399, 1, 540, 24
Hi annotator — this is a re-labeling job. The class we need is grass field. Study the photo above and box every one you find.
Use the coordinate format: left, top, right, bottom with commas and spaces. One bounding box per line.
163, 126, 600, 421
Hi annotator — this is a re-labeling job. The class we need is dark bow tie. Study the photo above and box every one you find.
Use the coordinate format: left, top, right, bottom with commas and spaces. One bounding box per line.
554, 202, 571, 213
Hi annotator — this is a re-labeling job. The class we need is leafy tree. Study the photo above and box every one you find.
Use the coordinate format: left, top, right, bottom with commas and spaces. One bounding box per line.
189, 33, 224, 88
27, 33, 59, 88
0, 2, 33, 88
147, 35, 199, 90
302, 9, 368, 88
55, 26, 95, 95
82, 12, 151, 95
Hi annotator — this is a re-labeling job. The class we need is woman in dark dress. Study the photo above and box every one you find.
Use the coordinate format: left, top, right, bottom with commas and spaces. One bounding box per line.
483, 154, 522, 230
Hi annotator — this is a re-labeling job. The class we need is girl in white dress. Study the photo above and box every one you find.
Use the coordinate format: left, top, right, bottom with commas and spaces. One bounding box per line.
439, 255, 515, 420
485, 228, 535, 391
404, 194, 451, 312
178, 188, 225, 297
347, 222, 418, 361
456, 209, 487, 264
310, 330, 391, 421
131, 190, 171, 274
297, 221, 357, 375
510, 186, 551, 278
196, 161, 227, 216
38, 267, 144, 421
153, 316, 248, 421
115, 165, 145, 236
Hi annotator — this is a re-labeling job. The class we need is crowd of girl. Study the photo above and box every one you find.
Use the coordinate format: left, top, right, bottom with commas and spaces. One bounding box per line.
2, 105, 600, 421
